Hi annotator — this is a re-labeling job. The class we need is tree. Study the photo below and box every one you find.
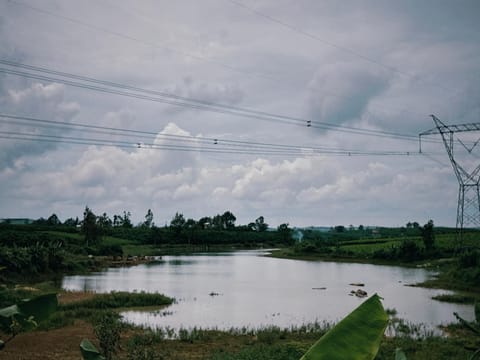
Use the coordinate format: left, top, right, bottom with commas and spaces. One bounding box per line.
254, 216, 268, 232
46, 213, 61, 226
113, 214, 121, 227
170, 212, 186, 235
82, 206, 101, 247
143, 209, 154, 228
221, 211, 236, 230
277, 223, 292, 244
421, 219, 435, 251
198, 217, 212, 230
185, 218, 197, 244
64, 217, 79, 227
97, 213, 112, 229
121, 211, 132, 228
212, 214, 223, 230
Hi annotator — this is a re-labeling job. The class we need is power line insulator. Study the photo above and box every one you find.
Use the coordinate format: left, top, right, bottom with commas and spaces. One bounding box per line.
307, 120, 311, 127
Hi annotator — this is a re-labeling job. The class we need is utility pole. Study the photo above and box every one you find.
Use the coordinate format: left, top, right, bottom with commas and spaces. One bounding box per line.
420, 115, 480, 239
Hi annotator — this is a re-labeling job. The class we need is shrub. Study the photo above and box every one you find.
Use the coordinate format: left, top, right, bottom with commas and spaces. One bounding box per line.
458, 249, 480, 268
398, 239, 423, 262
127, 332, 163, 360
93, 311, 122, 360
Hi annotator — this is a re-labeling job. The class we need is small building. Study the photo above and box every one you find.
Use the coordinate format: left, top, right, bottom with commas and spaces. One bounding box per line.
0, 218, 35, 225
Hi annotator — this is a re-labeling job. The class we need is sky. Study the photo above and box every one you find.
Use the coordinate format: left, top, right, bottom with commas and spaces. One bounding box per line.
0, 0, 480, 228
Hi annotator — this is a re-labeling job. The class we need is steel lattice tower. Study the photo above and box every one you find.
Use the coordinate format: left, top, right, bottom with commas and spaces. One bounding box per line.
420, 115, 480, 236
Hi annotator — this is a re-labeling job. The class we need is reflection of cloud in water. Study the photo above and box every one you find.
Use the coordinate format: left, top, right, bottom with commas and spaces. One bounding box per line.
63, 250, 475, 331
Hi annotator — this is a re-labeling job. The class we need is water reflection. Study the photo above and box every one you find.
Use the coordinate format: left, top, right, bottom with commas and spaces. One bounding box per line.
62, 250, 474, 330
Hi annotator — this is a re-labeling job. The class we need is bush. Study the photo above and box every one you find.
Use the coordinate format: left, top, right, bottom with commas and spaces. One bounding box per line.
97, 244, 123, 258
93, 311, 123, 360
397, 239, 423, 262
458, 249, 480, 268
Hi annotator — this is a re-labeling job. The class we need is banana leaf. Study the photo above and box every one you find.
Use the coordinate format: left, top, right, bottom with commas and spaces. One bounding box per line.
300, 293, 388, 360
80, 338, 106, 360
0, 293, 57, 332
17, 293, 58, 323
395, 348, 407, 360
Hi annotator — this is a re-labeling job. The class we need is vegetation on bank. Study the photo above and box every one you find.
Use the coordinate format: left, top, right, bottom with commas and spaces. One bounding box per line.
0, 207, 294, 283
2, 287, 473, 360
1, 211, 480, 358
1, 211, 480, 294
271, 221, 480, 293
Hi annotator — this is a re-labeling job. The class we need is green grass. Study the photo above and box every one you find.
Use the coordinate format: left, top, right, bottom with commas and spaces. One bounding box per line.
340, 239, 403, 254
61, 291, 174, 311
432, 293, 479, 304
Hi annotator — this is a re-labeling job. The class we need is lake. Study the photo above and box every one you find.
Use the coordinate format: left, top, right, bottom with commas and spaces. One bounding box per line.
62, 250, 474, 330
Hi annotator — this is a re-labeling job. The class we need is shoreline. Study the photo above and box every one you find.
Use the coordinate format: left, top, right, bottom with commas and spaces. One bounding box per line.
266, 248, 480, 300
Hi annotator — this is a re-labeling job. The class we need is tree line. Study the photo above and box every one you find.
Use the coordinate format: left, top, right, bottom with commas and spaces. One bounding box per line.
24, 207, 294, 249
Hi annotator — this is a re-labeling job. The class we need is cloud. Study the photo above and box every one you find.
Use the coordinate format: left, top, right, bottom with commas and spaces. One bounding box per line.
0, 0, 477, 227
307, 62, 390, 126
0, 81, 80, 167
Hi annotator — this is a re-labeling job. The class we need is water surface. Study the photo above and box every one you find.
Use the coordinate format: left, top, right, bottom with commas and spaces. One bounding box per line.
62, 250, 474, 330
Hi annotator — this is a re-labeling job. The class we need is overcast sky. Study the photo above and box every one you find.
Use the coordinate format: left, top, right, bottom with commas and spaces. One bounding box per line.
1, 0, 479, 227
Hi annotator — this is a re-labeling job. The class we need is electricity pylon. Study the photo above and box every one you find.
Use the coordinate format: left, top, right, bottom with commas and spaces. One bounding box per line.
420, 115, 480, 238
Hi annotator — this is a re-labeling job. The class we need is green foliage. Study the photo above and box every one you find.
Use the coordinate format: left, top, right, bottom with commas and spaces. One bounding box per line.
300, 294, 388, 360
458, 250, 480, 269
395, 348, 407, 360
93, 311, 122, 360
453, 304, 480, 359
143, 209, 154, 228
421, 220, 435, 252
254, 216, 268, 232
80, 338, 106, 360
82, 206, 102, 247
432, 294, 478, 304
257, 326, 287, 344
61, 291, 173, 311
97, 244, 123, 258
0, 293, 58, 334
397, 239, 423, 262
210, 343, 304, 360
170, 212, 186, 235
127, 332, 163, 360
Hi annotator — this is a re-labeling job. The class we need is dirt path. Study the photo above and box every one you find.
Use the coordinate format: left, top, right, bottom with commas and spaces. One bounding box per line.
0, 320, 95, 360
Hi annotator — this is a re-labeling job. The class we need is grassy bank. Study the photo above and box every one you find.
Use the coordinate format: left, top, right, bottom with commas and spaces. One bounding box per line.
1, 281, 479, 359
0, 293, 479, 360
268, 229, 480, 296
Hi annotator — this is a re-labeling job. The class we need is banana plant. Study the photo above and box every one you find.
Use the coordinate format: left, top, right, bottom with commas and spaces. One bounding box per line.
0, 293, 58, 349
300, 293, 388, 360
79, 293, 397, 360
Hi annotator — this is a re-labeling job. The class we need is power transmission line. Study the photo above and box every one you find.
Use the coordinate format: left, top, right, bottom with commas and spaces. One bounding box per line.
1, 130, 421, 157
0, 60, 435, 144
0, 113, 421, 157
5, 0, 460, 119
